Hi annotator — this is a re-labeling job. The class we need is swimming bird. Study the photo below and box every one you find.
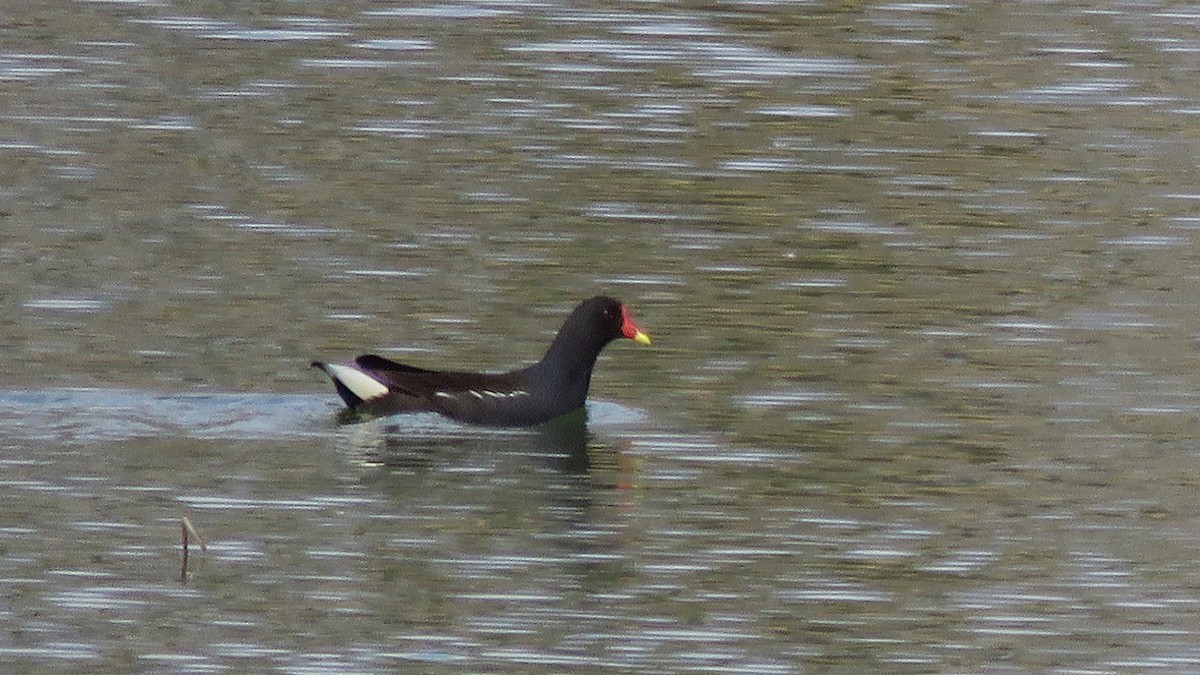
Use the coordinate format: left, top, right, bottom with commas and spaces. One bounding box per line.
312, 296, 651, 426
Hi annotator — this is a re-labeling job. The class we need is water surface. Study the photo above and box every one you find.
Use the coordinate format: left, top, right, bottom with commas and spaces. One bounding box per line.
6, 0, 1200, 672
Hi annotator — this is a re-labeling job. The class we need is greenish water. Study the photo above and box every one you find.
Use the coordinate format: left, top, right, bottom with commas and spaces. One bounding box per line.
5, 0, 1200, 672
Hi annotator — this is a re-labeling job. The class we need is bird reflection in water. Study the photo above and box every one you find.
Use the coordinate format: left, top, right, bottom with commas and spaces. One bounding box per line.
334, 406, 636, 490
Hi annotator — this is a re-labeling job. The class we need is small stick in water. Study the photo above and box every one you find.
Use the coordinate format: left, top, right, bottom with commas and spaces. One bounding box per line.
180, 516, 207, 584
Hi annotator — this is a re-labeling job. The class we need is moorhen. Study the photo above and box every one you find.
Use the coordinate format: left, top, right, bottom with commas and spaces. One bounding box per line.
312, 296, 651, 426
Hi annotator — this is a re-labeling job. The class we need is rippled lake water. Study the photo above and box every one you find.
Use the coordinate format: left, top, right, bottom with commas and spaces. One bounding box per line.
6, 0, 1200, 672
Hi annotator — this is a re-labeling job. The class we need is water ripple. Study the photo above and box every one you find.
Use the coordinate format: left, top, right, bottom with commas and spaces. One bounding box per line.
130, 15, 350, 42
0, 390, 334, 442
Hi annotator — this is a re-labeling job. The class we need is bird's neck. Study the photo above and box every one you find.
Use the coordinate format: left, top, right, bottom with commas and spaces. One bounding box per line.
533, 323, 609, 394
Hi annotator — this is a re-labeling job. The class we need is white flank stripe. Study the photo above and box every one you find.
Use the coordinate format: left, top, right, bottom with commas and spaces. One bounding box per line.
482, 390, 529, 399
324, 363, 390, 401
432, 389, 530, 401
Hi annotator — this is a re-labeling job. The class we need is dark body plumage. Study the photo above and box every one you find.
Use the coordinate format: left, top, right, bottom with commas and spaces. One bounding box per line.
312, 296, 650, 426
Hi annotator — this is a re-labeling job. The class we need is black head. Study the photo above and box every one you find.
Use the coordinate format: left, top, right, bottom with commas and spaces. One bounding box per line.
569, 296, 651, 346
